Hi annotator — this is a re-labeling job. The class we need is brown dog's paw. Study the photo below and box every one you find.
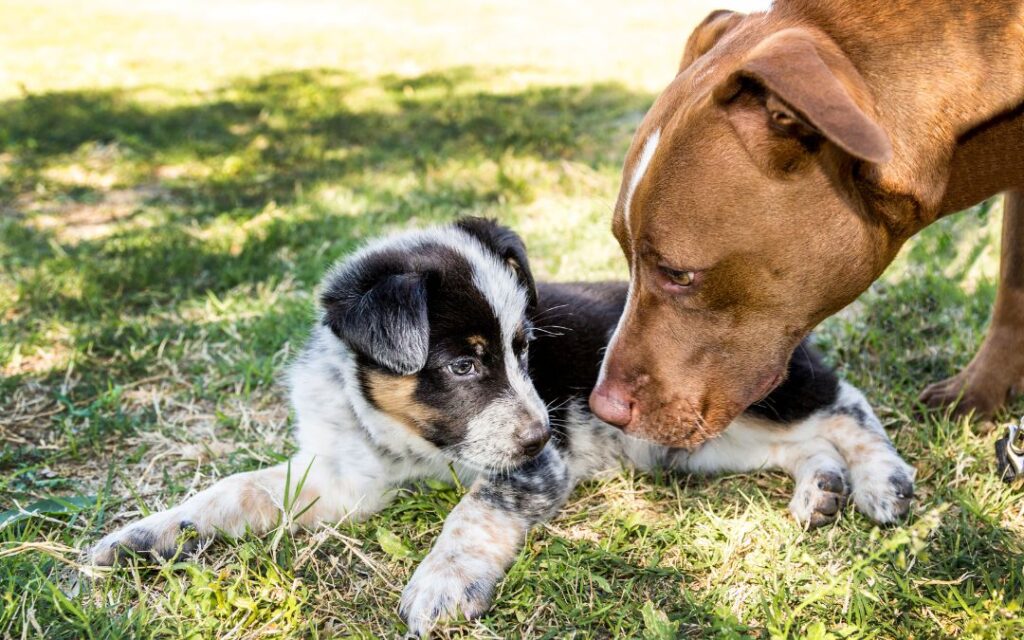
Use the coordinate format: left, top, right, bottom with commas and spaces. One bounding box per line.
920, 338, 1024, 419
919, 372, 1008, 420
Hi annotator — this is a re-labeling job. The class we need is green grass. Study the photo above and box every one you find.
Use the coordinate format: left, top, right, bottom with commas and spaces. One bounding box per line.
2, 1, 1023, 638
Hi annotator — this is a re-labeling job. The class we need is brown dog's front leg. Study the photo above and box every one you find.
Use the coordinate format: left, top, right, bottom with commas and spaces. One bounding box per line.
920, 190, 1024, 418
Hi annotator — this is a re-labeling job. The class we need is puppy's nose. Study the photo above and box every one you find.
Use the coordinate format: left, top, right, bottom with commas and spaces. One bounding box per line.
589, 381, 633, 428
515, 420, 550, 457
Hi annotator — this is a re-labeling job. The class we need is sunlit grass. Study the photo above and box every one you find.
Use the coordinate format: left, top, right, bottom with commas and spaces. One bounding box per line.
2, 1, 1023, 638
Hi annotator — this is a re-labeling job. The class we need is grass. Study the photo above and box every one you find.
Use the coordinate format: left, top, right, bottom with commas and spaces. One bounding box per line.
1, 1, 1022, 638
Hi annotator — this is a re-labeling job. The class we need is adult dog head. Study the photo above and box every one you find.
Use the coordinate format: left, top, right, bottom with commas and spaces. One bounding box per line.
590, 7, 902, 447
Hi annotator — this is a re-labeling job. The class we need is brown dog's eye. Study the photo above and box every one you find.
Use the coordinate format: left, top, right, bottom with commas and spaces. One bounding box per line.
660, 266, 696, 287
770, 109, 794, 127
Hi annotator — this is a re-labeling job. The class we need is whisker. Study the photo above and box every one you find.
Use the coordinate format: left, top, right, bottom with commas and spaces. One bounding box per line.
530, 327, 565, 337
531, 304, 570, 319
533, 324, 572, 333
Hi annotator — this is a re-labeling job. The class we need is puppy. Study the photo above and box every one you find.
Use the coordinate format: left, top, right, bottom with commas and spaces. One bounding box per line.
91, 218, 915, 637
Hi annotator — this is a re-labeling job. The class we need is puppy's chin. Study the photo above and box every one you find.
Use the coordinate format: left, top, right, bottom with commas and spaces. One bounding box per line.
449, 449, 539, 475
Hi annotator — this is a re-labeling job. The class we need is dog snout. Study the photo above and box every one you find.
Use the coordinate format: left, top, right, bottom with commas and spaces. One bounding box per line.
589, 380, 634, 428
514, 419, 550, 457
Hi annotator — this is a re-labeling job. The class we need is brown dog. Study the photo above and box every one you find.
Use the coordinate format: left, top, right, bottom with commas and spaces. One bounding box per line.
589, 0, 1024, 447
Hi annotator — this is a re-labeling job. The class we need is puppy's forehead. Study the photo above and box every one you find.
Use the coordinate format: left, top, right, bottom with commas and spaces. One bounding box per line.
351, 226, 528, 340
458, 235, 528, 345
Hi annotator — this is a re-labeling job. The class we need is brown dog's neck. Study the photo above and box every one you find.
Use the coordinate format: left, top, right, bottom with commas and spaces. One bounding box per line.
779, 0, 1024, 231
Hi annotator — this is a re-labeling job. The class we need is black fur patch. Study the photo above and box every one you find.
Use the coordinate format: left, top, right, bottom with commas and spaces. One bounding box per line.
528, 281, 841, 429
125, 528, 156, 551
527, 281, 629, 447
463, 580, 489, 603
828, 402, 869, 426
747, 341, 840, 423
338, 235, 528, 453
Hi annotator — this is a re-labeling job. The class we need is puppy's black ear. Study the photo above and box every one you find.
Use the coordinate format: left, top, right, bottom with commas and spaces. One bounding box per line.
455, 217, 538, 309
320, 263, 429, 375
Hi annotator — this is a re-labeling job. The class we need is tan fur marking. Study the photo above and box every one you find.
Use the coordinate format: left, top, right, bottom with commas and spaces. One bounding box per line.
237, 484, 279, 530
255, 468, 322, 524
467, 335, 488, 354
365, 370, 438, 434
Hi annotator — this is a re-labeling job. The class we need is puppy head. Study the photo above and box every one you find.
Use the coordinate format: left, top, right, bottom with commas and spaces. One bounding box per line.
320, 217, 548, 470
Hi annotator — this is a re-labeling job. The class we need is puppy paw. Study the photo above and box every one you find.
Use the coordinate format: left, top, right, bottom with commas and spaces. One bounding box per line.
789, 469, 849, 529
850, 459, 915, 525
399, 550, 499, 638
90, 511, 202, 565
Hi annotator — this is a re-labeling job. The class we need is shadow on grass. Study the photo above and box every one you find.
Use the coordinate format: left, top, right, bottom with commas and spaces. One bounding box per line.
3, 65, 1023, 640
1, 68, 646, 209
1, 67, 652, 385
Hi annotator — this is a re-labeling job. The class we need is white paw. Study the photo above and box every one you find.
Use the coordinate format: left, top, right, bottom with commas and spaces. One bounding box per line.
399, 549, 501, 638
90, 509, 202, 565
849, 453, 915, 524
789, 468, 850, 528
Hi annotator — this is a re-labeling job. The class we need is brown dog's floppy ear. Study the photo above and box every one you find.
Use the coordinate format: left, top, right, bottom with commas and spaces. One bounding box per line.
716, 29, 892, 164
679, 9, 745, 72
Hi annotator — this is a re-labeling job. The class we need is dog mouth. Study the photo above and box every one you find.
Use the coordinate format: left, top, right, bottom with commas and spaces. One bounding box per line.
455, 450, 546, 475
449, 431, 551, 473
752, 371, 784, 403
620, 413, 717, 449
617, 393, 741, 449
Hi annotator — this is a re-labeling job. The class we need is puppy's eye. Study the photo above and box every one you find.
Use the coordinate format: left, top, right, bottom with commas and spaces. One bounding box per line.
659, 266, 697, 287
447, 357, 478, 377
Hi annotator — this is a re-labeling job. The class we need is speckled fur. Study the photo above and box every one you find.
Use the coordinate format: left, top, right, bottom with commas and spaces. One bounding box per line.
89, 221, 915, 638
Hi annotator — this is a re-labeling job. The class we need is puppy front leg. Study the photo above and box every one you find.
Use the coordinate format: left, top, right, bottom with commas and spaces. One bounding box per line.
678, 385, 915, 528
91, 449, 393, 565
399, 447, 572, 637
679, 426, 852, 528
819, 382, 916, 524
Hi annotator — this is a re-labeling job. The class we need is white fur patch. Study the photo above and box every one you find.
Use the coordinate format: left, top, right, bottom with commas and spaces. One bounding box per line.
593, 279, 632, 403
622, 127, 661, 234
400, 494, 528, 637
460, 232, 529, 352
597, 129, 661, 394
458, 392, 544, 471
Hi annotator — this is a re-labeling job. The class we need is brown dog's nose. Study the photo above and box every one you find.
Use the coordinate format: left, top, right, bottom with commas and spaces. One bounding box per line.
515, 420, 550, 457
589, 381, 633, 428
